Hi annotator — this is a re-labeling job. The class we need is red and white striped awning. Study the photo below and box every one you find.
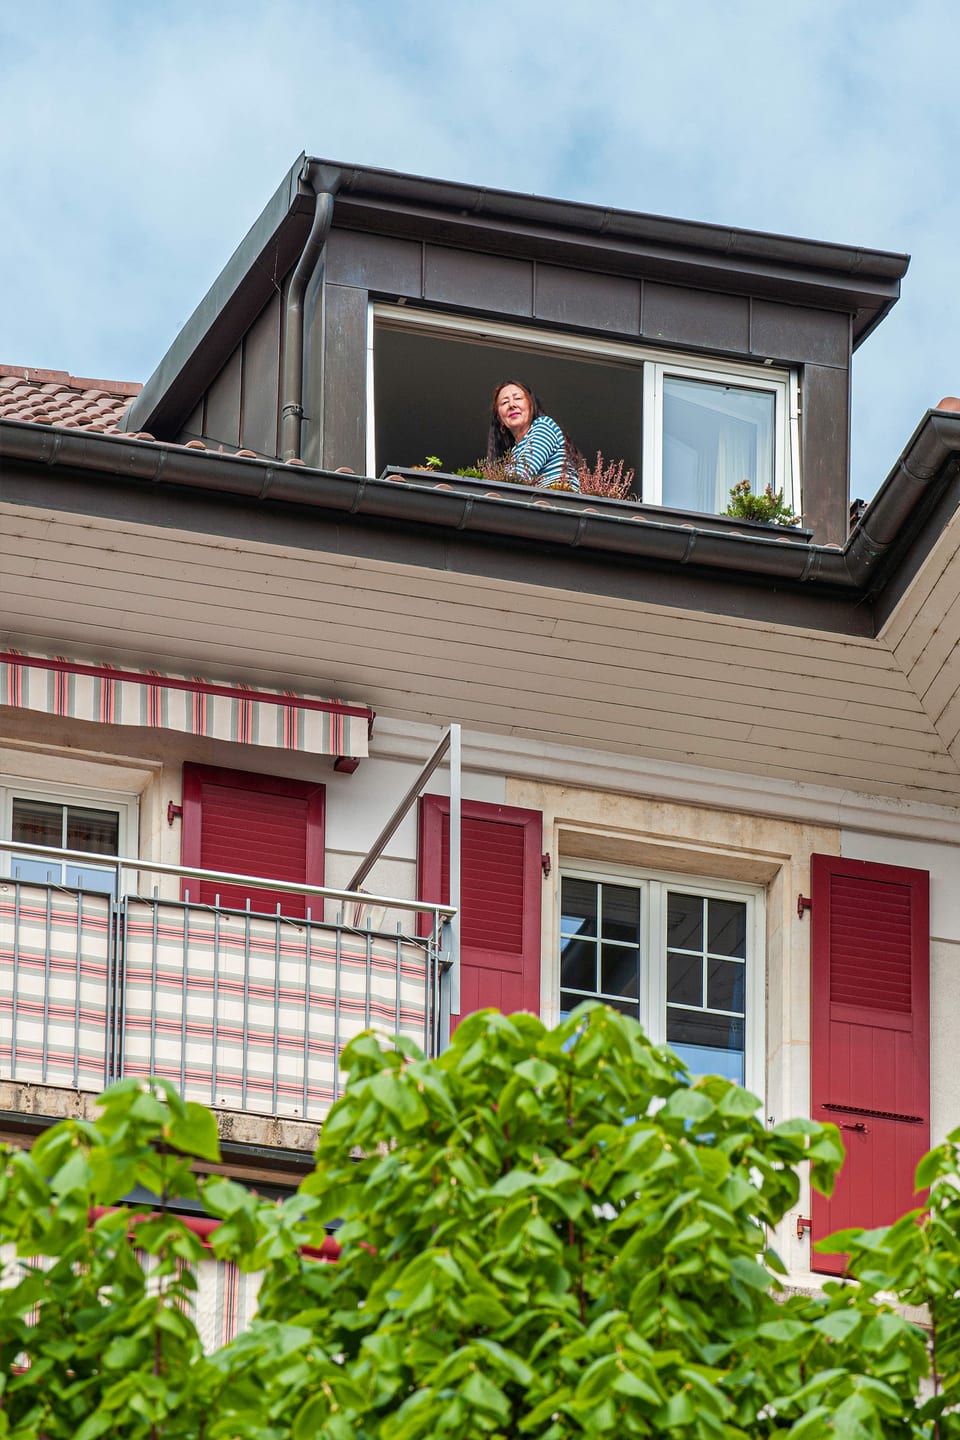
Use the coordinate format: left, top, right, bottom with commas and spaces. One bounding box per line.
0, 651, 371, 763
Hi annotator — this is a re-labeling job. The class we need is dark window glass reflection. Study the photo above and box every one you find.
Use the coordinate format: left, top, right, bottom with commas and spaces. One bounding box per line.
601, 885, 641, 943
67, 807, 119, 856
560, 878, 598, 936
668, 1008, 744, 1054
708, 899, 746, 959
560, 937, 596, 993
601, 944, 639, 1000
708, 958, 745, 1014
667, 951, 702, 1007
667, 891, 702, 951
12, 799, 62, 847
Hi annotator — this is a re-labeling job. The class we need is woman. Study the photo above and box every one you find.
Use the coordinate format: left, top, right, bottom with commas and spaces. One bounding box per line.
487, 381, 581, 490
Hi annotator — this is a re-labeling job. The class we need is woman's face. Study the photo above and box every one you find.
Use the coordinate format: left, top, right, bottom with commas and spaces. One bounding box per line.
496, 385, 533, 441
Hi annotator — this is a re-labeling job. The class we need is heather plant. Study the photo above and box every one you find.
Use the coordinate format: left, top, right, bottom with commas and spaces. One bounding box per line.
576, 450, 637, 499
724, 478, 800, 526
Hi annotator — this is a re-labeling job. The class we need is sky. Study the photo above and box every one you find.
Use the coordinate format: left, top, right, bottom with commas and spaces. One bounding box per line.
1, 0, 958, 500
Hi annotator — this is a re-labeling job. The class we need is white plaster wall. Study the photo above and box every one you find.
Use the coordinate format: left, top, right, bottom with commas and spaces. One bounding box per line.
840, 831, 960, 941
325, 752, 506, 864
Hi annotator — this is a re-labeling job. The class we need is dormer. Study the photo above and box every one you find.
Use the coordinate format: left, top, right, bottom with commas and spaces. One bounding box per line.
123, 155, 908, 546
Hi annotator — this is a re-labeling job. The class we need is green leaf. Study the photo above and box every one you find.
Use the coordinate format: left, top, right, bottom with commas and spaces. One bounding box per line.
489, 1169, 538, 1197
461, 1369, 511, 1421
659, 1089, 715, 1122
48, 1146, 94, 1196
167, 1100, 221, 1161
756, 1319, 808, 1343
515, 1058, 559, 1088
368, 1070, 425, 1126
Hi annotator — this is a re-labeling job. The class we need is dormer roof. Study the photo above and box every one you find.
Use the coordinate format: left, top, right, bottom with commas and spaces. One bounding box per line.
122, 154, 909, 443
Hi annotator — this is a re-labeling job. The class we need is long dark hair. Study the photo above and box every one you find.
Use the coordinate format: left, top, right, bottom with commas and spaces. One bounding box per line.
486, 379, 583, 475
487, 380, 544, 464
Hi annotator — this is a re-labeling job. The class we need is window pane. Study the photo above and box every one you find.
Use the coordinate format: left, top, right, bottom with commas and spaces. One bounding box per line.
12, 799, 62, 848
66, 807, 119, 857
662, 376, 775, 513
668, 1007, 744, 1055
707, 958, 745, 1014
707, 899, 746, 959
601, 944, 639, 1000
667, 892, 702, 952
600, 885, 641, 943
10, 857, 62, 884
603, 995, 642, 1021
561, 936, 597, 992
65, 864, 117, 896
667, 951, 702, 1007
560, 878, 598, 937
671, 1041, 744, 1086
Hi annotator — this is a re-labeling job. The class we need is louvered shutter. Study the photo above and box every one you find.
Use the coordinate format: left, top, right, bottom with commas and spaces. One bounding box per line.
418, 795, 542, 1019
181, 764, 324, 918
810, 853, 929, 1275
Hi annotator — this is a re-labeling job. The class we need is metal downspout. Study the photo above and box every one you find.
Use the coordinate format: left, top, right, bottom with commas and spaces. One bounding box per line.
280, 163, 336, 462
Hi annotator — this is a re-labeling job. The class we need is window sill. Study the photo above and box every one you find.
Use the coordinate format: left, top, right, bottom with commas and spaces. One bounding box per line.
379, 466, 813, 543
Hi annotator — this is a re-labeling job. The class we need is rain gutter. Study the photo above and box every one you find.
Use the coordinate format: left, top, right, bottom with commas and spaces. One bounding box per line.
2, 409, 959, 597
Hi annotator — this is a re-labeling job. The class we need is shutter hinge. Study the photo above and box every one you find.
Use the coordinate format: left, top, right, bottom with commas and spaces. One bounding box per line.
167, 802, 183, 826
541, 852, 551, 878
797, 893, 812, 919
796, 1215, 812, 1241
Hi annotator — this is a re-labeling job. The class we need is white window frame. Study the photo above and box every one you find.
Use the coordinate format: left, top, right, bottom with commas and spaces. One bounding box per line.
559, 862, 766, 1100
642, 359, 797, 511
369, 303, 801, 515
0, 777, 137, 894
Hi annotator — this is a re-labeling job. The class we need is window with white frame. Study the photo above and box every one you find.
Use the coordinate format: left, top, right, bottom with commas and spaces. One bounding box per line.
644, 363, 790, 513
370, 306, 799, 517
1, 782, 134, 895
559, 869, 763, 1092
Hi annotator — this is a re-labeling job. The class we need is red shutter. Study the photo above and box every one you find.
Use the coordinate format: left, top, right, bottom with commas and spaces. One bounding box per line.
181, 764, 324, 918
810, 854, 929, 1274
418, 795, 542, 1020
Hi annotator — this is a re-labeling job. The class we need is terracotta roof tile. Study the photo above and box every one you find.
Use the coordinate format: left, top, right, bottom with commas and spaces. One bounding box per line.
0, 364, 139, 432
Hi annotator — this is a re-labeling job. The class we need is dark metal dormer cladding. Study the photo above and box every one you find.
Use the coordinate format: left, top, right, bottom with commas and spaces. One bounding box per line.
122, 155, 909, 546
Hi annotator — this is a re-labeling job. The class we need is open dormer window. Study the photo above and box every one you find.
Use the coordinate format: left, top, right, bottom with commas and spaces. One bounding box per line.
645, 363, 793, 512
370, 305, 799, 517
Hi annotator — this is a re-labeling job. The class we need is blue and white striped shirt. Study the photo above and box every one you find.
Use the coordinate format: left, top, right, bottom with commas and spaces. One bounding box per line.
508, 415, 580, 490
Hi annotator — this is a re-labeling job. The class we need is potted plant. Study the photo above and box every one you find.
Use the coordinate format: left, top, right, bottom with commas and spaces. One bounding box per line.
723, 478, 800, 526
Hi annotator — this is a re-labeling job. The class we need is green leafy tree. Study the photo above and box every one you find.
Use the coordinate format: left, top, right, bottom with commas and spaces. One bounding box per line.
0, 1005, 949, 1437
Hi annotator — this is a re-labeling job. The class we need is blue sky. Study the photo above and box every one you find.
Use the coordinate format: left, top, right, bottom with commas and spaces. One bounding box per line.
2, 0, 958, 499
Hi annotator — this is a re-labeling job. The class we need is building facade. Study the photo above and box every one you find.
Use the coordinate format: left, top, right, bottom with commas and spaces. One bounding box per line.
2, 156, 959, 1306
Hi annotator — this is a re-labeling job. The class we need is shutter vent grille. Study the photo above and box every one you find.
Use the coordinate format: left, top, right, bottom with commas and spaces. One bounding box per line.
829, 875, 912, 1013
440, 814, 525, 953
195, 783, 310, 917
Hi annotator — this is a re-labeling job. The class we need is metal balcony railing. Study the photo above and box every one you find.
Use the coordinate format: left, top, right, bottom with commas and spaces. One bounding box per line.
0, 839, 453, 1123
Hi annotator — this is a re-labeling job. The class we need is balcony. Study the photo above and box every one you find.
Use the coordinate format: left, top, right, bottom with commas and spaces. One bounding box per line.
0, 840, 451, 1125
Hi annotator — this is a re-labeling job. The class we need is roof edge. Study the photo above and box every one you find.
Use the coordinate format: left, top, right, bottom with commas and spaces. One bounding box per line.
3, 410, 959, 613
324, 158, 910, 284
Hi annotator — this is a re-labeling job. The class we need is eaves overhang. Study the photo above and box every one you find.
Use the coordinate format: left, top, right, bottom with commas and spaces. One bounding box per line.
327, 159, 908, 345
123, 155, 909, 439
2, 407, 958, 639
